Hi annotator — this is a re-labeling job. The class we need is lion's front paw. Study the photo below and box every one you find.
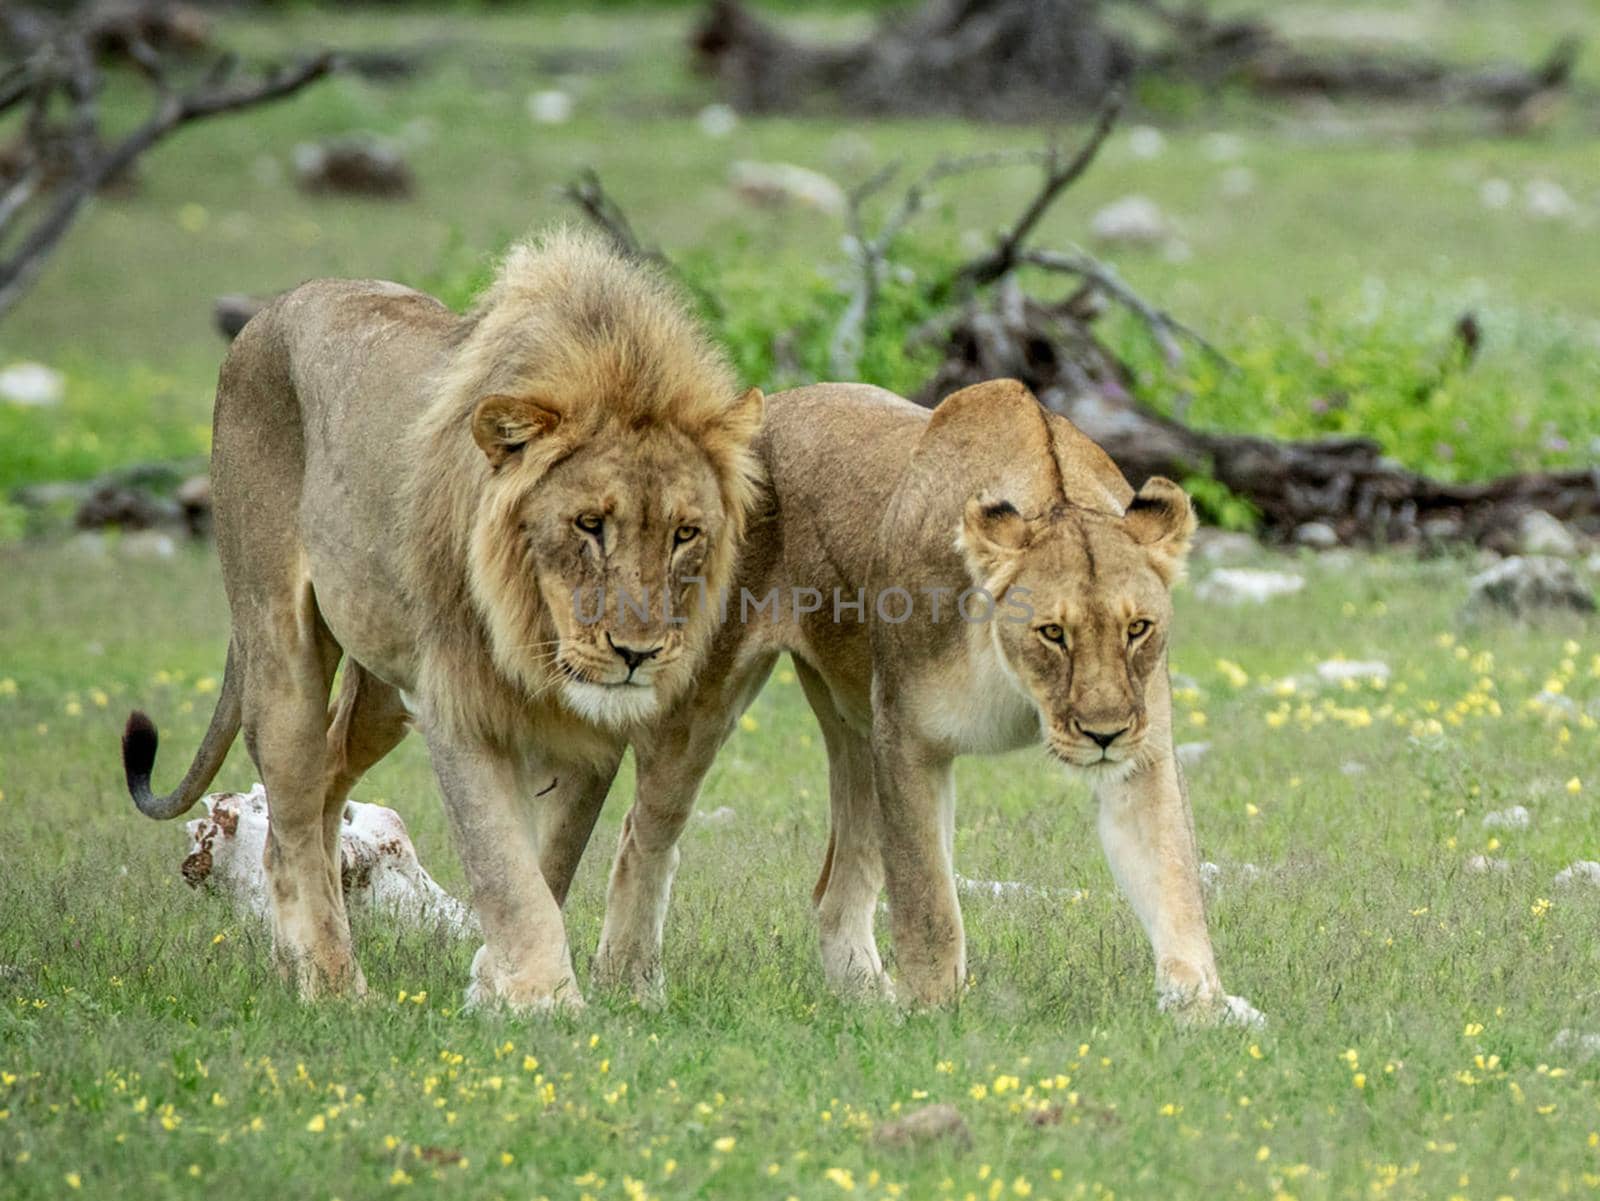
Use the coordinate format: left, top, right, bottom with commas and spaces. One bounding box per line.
464, 944, 584, 1014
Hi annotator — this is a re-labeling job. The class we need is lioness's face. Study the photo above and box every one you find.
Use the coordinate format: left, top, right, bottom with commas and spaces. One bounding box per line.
524, 429, 730, 725
961, 479, 1195, 775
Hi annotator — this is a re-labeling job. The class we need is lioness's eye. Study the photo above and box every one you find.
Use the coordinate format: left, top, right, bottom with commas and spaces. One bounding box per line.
1128, 619, 1152, 641
673, 525, 700, 546
1038, 623, 1065, 645
575, 513, 604, 536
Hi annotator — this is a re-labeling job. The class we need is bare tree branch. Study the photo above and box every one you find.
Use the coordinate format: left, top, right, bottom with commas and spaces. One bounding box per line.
954, 85, 1126, 289
555, 167, 659, 265
830, 147, 1062, 377
556, 168, 723, 320
1020, 248, 1235, 369
0, 39, 335, 320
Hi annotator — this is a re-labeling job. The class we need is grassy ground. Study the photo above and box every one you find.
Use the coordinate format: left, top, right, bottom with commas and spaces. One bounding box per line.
4, 3, 1600, 1198
1, 542, 1599, 1199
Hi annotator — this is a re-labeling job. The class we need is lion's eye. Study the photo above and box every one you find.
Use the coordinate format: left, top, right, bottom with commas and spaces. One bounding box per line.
1039, 623, 1066, 645
1128, 619, 1152, 641
575, 513, 604, 537
673, 525, 700, 546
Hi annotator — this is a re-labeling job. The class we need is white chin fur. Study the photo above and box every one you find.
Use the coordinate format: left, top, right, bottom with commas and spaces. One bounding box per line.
1057, 752, 1142, 785
561, 679, 661, 728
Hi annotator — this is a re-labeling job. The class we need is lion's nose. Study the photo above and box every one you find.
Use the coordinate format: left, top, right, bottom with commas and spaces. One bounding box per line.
1075, 720, 1130, 749
606, 633, 662, 672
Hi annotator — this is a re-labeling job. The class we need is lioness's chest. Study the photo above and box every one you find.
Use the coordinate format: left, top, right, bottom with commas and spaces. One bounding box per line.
913, 645, 1042, 756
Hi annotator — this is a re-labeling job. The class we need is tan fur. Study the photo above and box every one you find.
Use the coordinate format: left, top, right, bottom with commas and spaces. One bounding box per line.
121, 229, 761, 1011
594, 379, 1259, 1026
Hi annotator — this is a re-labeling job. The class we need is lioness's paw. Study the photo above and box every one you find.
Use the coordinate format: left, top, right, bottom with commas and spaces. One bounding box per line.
590, 953, 666, 1008
1158, 987, 1265, 1029
1219, 994, 1266, 1029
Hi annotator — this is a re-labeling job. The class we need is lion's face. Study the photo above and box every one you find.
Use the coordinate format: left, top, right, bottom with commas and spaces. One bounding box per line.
528, 428, 729, 725
959, 478, 1195, 777
468, 388, 762, 730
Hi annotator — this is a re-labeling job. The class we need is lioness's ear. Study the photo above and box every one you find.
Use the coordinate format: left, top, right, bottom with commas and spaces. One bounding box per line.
1124, 476, 1196, 584
717, 386, 765, 445
959, 493, 1032, 576
471, 394, 562, 468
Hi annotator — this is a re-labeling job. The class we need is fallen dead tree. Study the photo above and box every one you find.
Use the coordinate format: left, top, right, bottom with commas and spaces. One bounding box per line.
691, 0, 1582, 125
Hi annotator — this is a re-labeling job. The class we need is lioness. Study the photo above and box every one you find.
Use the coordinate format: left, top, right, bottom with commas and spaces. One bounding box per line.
121, 229, 763, 1010
594, 378, 1259, 1024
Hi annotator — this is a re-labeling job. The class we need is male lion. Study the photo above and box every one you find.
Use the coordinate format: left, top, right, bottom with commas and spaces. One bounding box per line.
121, 229, 763, 1010
593, 379, 1260, 1025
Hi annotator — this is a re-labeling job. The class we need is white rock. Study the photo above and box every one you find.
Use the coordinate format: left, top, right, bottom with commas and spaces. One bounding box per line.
957, 875, 1043, 900
526, 90, 573, 125
0, 362, 64, 407
1316, 659, 1391, 684
1518, 510, 1579, 557
1219, 166, 1255, 197
1202, 132, 1246, 161
119, 531, 177, 560
1192, 529, 1258, 564
1088, 195, 1171, 247
1175, 741, 1211, 768
1195, 568, 1306, 605
1532, 689, 1578, 715
1467, 556, 1595, 616
1127, 125, 1165, 159
697, 103, 738, 138
182, 785, 475, 935
697, 805, 737, 824
1481, 805, 1531, 830
729, 161, 846, 217
1524, 179, 1576, 220
1464, 854, 1509, 873
955, 874, 1083, 902
1553, 1029, 1600, 1059
1294, 521, 1339, 549
1554, 861, 1600, 887
1479, 178, 1512, 209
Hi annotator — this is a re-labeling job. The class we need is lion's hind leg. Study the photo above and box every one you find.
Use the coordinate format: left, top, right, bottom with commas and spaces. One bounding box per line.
239, 591, 362, 1000
321, 662, 413, 899
796, 661, 891, 1000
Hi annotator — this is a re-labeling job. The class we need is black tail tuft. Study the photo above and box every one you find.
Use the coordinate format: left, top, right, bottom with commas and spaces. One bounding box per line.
122, 710, 159, 806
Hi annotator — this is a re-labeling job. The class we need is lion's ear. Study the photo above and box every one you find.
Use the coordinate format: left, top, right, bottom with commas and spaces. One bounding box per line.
1124, 476, 1196, 584
471, 394, 562, 468
959, 493, 1032, 577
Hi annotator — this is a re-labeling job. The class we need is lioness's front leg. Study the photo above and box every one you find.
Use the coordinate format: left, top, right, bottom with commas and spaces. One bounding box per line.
427, 736, 582, 1012
872, 722, 964, 1007
1092, 682, 1261, 1025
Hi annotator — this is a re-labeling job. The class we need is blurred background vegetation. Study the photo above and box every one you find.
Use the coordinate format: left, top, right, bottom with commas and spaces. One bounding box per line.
1, 0, 1596, 522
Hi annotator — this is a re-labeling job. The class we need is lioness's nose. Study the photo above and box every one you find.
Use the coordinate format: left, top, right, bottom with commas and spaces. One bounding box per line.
1075, 720, 1130, 749
607, 634, 662, 672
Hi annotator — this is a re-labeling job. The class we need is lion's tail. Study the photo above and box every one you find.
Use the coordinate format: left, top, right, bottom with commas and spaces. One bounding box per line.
122, 642, 242, 820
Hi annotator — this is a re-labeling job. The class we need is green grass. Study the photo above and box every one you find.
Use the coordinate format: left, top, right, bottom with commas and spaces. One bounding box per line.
2, 543, 1599, 1200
